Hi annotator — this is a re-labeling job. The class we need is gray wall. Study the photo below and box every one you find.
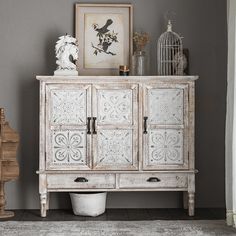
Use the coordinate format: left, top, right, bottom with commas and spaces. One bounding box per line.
0, 0, 227, 209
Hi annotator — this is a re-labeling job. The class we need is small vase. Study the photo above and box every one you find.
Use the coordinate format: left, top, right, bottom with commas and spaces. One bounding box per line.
132, 51, 148, 76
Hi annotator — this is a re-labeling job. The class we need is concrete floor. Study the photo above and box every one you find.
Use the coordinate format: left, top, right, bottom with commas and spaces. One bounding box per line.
0, 208, 226, 221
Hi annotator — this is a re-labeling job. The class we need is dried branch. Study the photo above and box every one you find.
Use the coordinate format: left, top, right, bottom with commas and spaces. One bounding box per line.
91, 43, 116, 56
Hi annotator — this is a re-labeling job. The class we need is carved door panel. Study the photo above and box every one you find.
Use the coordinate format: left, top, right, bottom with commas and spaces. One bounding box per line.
143, 84, 189, 170
45, 84, 92, 170
92, 84, 138, 170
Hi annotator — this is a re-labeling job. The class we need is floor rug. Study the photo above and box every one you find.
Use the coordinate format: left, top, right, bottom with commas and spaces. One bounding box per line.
0, 220, 236, 236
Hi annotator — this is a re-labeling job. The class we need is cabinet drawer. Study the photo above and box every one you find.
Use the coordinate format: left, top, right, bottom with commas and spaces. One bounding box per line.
119, 173, 188, 189
47, 173, 115, 189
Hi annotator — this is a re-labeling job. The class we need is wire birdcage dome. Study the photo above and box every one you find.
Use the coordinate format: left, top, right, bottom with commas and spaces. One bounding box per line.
157, 20, 184, 76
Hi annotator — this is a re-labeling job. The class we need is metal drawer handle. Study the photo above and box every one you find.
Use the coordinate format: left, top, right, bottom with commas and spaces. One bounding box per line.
74, 177, 88, 183
147, 177, 161, 182
87, 117, 91, 134
143, 117, 148, 134
92, 117, 97, 134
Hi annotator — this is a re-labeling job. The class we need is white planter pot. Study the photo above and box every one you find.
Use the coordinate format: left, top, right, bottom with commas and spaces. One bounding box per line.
70, 192, 107, 217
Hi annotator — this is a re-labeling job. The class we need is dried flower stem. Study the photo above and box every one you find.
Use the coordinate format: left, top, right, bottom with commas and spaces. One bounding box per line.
133, 32, 150, 51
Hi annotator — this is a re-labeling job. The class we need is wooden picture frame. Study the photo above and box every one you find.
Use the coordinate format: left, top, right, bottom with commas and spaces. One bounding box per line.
75, 3, 133, 75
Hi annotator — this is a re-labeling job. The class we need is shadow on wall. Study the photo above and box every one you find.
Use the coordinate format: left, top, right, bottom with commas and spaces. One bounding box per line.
44, 32, 60, 73
17, 77, 39, 209
15, 30, 64, 209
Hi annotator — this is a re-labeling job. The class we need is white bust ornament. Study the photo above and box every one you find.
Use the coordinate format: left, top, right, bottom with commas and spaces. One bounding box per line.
54, 34, 79, 76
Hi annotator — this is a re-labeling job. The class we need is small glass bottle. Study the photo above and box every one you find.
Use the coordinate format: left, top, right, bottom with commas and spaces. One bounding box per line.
132, 50, 148, 76
119, 65, 130, 76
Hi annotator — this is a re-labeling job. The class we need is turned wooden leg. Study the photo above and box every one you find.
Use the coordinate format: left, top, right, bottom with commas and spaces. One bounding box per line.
0, 181, 14, 218
188, 192, 195, 216
183, 191, 188, 210
40, 193, 47, 217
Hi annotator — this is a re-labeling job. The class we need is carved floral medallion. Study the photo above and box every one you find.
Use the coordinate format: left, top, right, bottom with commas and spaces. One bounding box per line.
51, 90, 86, 125
149, 88, 183, 125
149, 129, 183, 165
96, 129, 132, 166
52, 130, 86, 164
97, 90, 132, 124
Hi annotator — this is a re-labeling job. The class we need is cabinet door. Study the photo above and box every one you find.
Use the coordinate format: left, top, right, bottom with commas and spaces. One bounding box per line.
45, 84, 92, 170
92, 84, 138, 170
143, 84, 189, 170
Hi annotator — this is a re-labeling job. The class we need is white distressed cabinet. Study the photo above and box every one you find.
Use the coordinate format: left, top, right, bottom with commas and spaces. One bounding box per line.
37, 76, 198, 217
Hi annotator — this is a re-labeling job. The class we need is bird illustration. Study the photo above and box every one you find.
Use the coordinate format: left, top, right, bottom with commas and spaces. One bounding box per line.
102, 39, 112, 52
93, 19, 113, 37
91, 19, 117, 56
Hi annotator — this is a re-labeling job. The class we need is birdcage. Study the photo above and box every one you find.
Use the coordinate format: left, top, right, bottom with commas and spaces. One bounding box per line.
157, 20, 183, 75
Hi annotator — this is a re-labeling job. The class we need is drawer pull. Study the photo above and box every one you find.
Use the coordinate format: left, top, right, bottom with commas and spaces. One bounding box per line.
92, 117, 97, 134
74, 177, 88, 183
147, 177, 161, 182
143, 117, 148, 134
87, 117, 91, 134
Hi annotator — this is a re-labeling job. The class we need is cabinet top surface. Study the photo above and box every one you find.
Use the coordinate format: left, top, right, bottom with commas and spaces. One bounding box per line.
36, 75, 198, 83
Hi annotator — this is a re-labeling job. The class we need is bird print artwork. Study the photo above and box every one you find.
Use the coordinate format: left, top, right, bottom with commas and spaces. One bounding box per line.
91, 19, 119, 56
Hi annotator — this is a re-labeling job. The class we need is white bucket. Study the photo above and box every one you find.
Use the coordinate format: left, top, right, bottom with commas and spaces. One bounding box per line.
69, 192, 107, 217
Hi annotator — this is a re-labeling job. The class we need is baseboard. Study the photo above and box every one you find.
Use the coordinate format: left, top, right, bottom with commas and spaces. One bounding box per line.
226, 209, 236, 226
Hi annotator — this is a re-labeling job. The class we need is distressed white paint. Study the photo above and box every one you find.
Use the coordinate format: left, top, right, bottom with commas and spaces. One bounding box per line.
92, 84, 138, 170
45, 84, 92, 171
50, 89, 87, 125
149, 88, 184, 125
97, 129, 133, 164
143, 83, 189, 170
97, 89, 133, 125
52, 130, 87, 164
47, 173, 116, 189
148, 129, 183, 165
119, 173, 188, 189
37, 75, 197, 217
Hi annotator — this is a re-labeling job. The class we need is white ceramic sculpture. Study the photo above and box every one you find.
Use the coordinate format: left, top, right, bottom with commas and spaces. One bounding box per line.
54, 34, 79, 76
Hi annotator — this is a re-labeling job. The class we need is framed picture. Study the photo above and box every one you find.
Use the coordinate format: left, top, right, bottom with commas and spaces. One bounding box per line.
75, 4, 133, 75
